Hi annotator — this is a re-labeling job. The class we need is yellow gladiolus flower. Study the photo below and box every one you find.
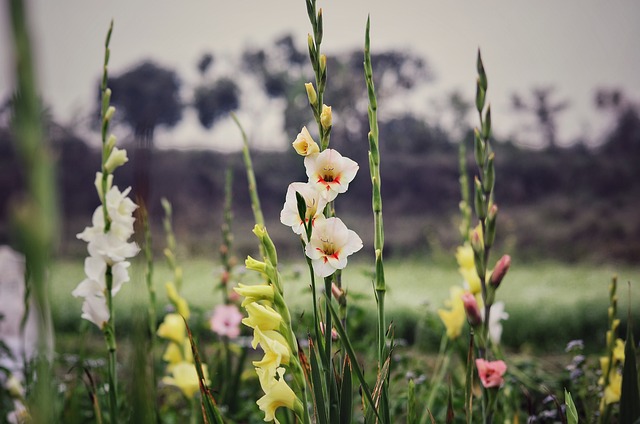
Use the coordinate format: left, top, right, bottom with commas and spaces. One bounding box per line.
157, 313, 185, 344
437, 287, 466, 339
162, 342, 183, 365
165, 282, 190, 319
255, 367, 301, 424
162, 361, 209, 399
612, 338, 625, 362
604, 371, 622, 405
242, 303, 282, 332
252, 327, 291, 375
456, 243, 482, 294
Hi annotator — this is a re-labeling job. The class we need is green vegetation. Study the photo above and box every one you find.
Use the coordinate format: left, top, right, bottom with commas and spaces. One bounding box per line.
51, 257, 639, 352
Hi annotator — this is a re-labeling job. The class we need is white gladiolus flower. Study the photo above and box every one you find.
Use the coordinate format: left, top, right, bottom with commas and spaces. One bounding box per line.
481, 301, 509, 345
79, 295, 110, 329
305, 217, 363, 277
72, 257, 131, 297
304, 149, 358, 202
280, 182, 328, 237
86, 233, 140, 265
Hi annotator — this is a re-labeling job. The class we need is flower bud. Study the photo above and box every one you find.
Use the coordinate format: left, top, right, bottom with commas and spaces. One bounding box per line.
475, 80, 485, 113
104, 146, 129, 173
485, 204, 498, 247
461, 292, 482, 327
474, 128, 485, 167
482, 105, 492, 139
305, 82, 317, 106
483, 153, 495, 193
104, 106, 116, 121
490, 255, 511, 288
319, 54, 327, 74
245, 255, 267, 274
106, 134, 117, 151
292, 126, 319, 156
320, 104, 332, 129
474, 177, 486, 220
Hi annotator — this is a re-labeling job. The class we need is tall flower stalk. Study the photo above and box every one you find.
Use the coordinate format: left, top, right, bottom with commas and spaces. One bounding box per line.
72, 21, 140, 424
364, 16, 391, 424
469, 50, 510, 424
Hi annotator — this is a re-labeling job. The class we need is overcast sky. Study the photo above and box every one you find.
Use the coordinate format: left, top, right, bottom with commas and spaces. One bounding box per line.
2, 0, 639, 150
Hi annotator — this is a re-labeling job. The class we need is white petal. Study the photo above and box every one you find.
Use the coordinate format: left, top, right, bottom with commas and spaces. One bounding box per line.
72, 278, 103, 298
312, 258, 335, 278
81, 296, 110, 329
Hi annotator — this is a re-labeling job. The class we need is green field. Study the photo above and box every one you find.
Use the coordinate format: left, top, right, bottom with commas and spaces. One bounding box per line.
51, 257, 638, 352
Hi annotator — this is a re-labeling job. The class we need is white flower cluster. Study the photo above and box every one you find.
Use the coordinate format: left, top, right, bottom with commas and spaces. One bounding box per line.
72, 176, 139, 329
280, 127, 363, 277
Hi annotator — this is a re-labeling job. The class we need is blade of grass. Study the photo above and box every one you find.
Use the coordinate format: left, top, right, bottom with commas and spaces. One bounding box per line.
326, 295, 380, 423
184, 318, 224, 424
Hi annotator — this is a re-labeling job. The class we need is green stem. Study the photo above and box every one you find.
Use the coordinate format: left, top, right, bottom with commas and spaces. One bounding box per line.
104, 266, 119, 424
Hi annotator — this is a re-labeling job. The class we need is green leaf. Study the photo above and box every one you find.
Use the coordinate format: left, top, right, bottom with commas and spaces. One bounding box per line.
339, 356, 353, 424
184, 318, 224, 424
564, 389, 579, 424
309, 338, 329, 424
620, 317, 640, 423
326, 296, 380, 423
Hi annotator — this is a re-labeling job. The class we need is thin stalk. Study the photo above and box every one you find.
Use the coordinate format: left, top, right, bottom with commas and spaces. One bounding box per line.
8, 0, 57, 420
365, 16, 389, 423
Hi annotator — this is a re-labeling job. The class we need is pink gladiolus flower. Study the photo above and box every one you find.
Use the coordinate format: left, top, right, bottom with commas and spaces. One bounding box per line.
210, 304, 243, 339
475, 359, 507, 388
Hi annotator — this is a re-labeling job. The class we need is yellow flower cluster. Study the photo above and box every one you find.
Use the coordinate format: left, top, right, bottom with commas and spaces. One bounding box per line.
157, 289, 209, 399
235, 256, 303, 423
599, 333, 625, 406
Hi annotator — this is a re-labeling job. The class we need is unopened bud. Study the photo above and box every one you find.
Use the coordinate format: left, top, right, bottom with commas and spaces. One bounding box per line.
462, 292, 482, 327
305, 82, 317, 106
490, 255, 511, 288
485, 204, 498, 247
474, 177, 486, 220
475, 80, 485, 113
319, 54, 327, 74
474, 128, 485, 167
483, 153, 495, 193
106, 134, 117, 151
331, 282, 343, 303
104, 106, 116, 121
320, 104, 332, 129
483, 105, 492, 139
245, 255, 267, 274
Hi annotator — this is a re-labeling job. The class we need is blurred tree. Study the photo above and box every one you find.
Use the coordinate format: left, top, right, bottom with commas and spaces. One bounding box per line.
107, 61, 182, 204
193, 77, 240, 129
595, 88, 640, 159
197, 52, 214, 77
108, 61, 182, 142
512, 86, 569, 149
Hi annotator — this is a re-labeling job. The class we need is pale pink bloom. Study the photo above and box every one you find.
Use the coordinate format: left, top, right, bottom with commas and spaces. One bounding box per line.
305, 217, 362, 277
304, 149, 358, 202
210, 304, 243, 339
475, 359, 507, 388
280, 182, 328, 237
